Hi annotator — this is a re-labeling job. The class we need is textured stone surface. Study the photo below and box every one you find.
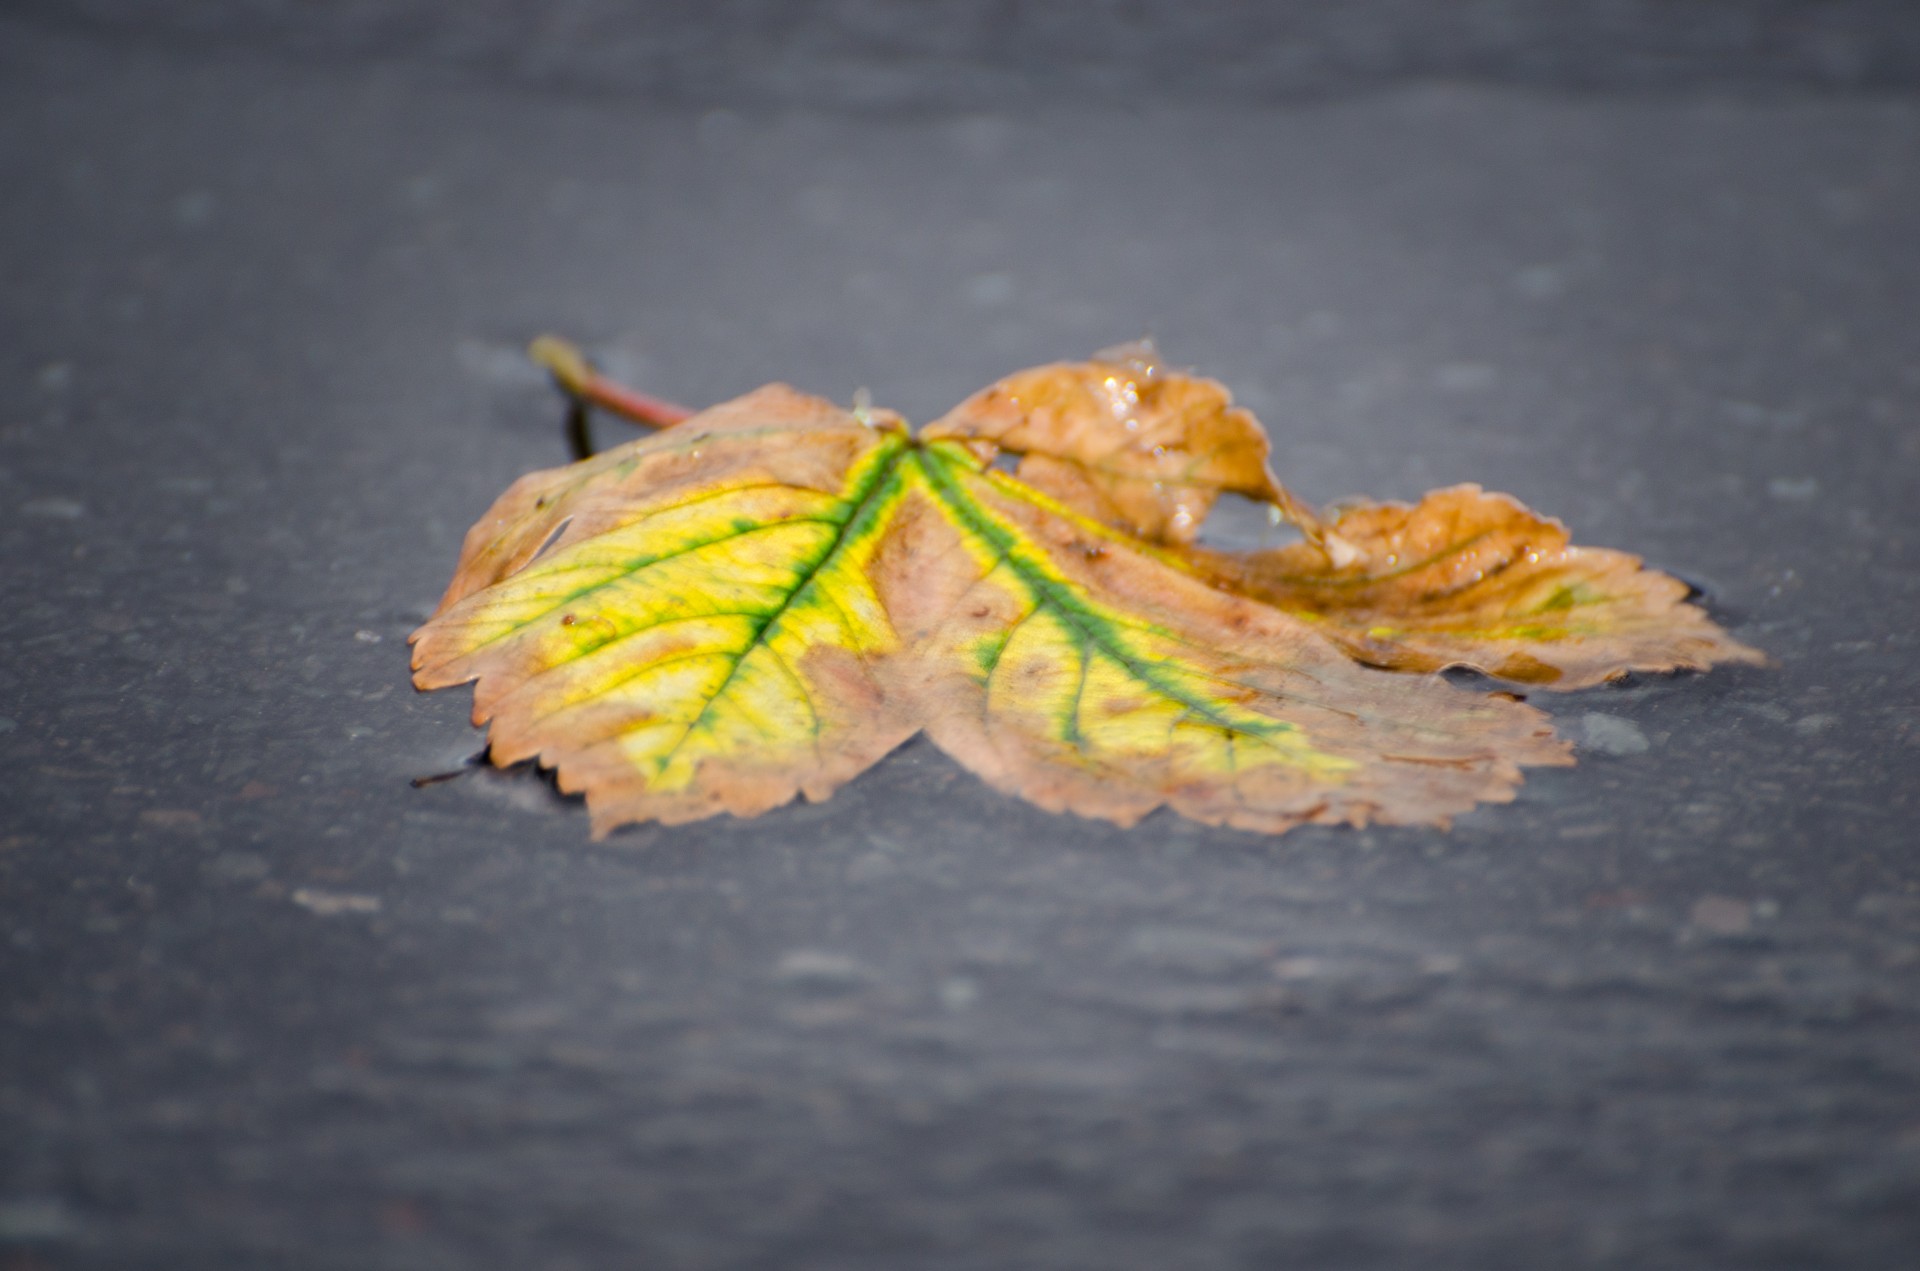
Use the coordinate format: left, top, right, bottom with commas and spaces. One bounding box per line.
11, 0, 1920, 105
2, 13, 1918, 1270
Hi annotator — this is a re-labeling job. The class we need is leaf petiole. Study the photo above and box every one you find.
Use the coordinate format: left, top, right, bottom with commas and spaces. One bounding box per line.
529, 336, 695, 457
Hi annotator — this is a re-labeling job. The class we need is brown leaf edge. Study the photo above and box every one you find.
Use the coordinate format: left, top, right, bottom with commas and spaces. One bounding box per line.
1188, 483, 1768, 689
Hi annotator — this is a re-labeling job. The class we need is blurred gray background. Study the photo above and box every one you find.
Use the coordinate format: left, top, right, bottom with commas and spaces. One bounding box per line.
18, 0, 1920, 103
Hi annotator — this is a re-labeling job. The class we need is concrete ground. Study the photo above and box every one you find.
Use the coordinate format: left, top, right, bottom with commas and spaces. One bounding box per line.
2, 8, 1917, 1268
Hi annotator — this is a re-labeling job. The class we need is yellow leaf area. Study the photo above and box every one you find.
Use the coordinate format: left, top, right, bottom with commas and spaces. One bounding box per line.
412, 388, 916, 832
412, 348, 1761, 838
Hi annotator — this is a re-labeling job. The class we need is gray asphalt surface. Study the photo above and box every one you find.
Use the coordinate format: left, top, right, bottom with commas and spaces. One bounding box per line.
2, 9, 1918, 1269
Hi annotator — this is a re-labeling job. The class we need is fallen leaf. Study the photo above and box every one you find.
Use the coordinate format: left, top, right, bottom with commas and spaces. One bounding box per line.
411, 343, 1761, 838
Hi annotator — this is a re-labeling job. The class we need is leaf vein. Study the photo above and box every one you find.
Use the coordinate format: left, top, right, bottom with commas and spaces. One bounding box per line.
440, 515, 838, 660
640, 444, 907, 775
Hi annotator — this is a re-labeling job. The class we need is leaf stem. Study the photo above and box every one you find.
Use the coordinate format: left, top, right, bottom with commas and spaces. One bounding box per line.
530, 335, 696, 432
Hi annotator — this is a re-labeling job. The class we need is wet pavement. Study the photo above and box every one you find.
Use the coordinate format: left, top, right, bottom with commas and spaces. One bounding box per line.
2, 9, 1919, 1269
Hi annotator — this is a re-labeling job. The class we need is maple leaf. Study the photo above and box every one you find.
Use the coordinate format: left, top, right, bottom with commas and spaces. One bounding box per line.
411, 341, 1760, 838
